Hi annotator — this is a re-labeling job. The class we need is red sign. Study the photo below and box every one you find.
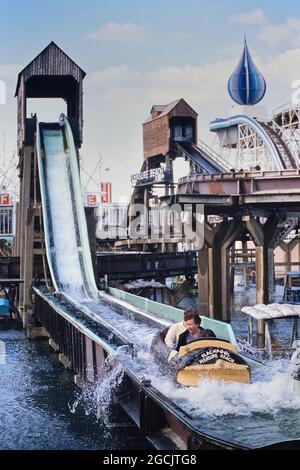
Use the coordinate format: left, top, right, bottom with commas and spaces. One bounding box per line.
101, 182, 112, 203
0, 194, 10, 205
87, 194, 97, 206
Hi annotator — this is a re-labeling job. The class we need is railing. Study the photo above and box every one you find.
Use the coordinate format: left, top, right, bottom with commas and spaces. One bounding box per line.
273, 101, 300, 117
197, 139, 230, 171
230, 249, 256, 265
277, 218, 298, 243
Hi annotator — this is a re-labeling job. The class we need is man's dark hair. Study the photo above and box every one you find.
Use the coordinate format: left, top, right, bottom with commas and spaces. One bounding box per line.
183, 308, 201, 325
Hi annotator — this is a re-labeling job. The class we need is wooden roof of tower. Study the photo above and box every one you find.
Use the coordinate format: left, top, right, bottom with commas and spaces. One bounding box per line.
16, 41, 86, 149
15, 41, 86, 96
143, 98, 198, 160
145, 98, 197, 123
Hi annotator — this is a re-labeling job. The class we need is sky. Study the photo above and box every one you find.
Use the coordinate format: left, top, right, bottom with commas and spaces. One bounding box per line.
1, 0, 300, 200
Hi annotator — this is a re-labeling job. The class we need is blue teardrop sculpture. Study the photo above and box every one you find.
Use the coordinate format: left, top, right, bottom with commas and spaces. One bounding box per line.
228, 39, 266, 105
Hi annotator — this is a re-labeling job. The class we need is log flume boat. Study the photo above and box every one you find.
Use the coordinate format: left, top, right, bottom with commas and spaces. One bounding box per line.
151, 327, 250, 386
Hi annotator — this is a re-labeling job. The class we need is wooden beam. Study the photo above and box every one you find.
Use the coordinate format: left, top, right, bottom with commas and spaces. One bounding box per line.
220, 219, 244, 322
198, 245, 209, 314
202, 218, 243, 322
23, 207, 34, 310
19, 147, 33, 309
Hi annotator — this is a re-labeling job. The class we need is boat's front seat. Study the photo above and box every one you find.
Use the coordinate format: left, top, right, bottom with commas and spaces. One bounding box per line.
178, 338, 237, 358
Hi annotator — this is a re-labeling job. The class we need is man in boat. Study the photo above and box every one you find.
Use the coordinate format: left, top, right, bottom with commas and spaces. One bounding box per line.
164, 308, 192, 348
175, 311, 215, 352
165, 308, 215, 349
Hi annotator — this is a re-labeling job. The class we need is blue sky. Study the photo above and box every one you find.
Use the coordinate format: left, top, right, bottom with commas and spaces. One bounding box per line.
1, 0, 300, 198
1, 0, 298, 68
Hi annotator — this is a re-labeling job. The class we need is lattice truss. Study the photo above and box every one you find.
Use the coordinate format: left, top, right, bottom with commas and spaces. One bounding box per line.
273, 104, 300, 165
212, 103, 300, 171
0, 149, 19, 199
213, 124, 271, 171
237, 124, 271, 170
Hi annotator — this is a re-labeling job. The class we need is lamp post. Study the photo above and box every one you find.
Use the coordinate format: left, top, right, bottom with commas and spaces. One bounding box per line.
97, 154, 110, 201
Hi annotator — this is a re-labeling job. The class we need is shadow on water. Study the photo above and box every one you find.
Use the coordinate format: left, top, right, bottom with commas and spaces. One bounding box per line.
0, 323, 150, 450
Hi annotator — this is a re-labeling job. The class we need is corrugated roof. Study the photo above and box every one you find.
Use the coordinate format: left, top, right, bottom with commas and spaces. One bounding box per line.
15, 41, 86, 96
144, 98, 197, 123
157, 98, 183, 117
150, 105, 165, 113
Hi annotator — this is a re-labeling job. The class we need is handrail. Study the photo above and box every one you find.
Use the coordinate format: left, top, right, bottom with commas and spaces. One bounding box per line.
197, 139, 230, 171
273, 101, 300, 117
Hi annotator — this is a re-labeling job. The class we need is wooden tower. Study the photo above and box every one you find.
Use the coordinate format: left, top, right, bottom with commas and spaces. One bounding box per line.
14, 42, 86, 328
143, 98, 198, 164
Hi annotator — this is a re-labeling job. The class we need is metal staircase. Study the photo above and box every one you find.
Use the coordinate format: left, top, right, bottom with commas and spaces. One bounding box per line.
276, 218, 298, 245
174, 140, 229, 174
197, 140, 230, 172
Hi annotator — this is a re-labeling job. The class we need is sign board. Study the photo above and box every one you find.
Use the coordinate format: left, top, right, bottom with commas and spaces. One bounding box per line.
86, 194, 97, 206
101, 182, 112, 203
0, 194, 10, 205
131, 167, 171, 187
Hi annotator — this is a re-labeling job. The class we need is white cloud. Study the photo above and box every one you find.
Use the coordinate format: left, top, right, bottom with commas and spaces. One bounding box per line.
87, 48, 300, 136
86, 22, 148, 42
231, 8, 266, 25
231, 11, 300, 48
290, 33, 300, 47
216, 43, 245, 60
89, 49, 300, 119
230, 8, 300, 49
259, 18, 300, 46
3, 46, 300, 200
90, 65, 141, 87
83, 48, 300, 197
0, 64, 22, 79
264, 49, 300, 86
89, 61, 234, 108
84, 60, 237, 196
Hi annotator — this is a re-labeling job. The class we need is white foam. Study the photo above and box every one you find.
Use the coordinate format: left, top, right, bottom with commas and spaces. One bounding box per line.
76, 297, 300, 419
151, 367, 300, 418
45, 151, 83, 290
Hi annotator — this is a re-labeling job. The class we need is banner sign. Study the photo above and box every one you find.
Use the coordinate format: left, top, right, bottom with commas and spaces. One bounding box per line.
101, 182, 112, 203
131, 168, 171, 187
86, 194, 97, 206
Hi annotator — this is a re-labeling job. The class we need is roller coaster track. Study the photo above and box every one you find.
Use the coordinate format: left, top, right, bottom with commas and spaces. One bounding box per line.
210, 115, 297, 170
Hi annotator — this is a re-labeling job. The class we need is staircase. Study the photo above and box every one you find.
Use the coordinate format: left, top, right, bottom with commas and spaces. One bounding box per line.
276, 218, 298, 245
197, 140, 230, 172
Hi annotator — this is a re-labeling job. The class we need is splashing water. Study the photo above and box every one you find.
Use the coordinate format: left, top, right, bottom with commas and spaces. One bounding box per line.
67, 295, 300, 422
58, 288, 300, 446
153, 363, 300, 418
69, 348, 126, 422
